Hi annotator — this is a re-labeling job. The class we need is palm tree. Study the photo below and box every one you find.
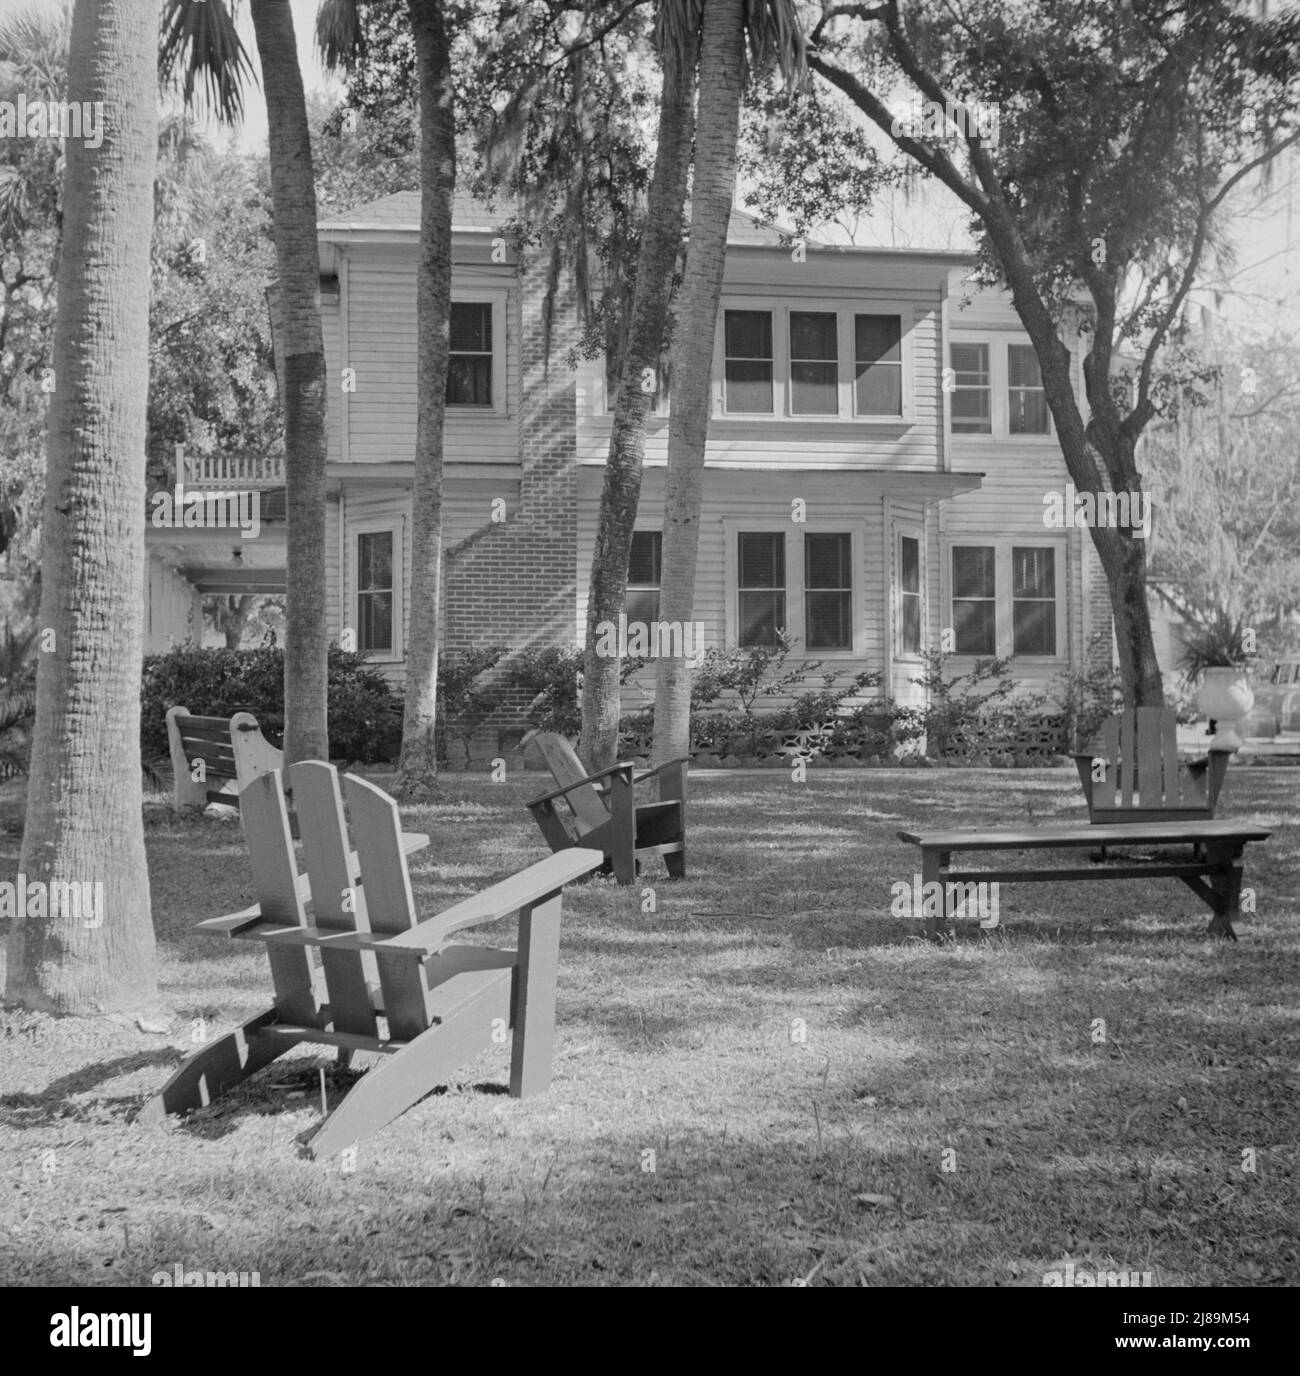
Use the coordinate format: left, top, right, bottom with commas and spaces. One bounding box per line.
316, 0, 455, 796
6, 0, 160, 1013
161, 0, 330, 764
649, 0, 804, 767
396, 0, 455, 794
578, 2, 700, 770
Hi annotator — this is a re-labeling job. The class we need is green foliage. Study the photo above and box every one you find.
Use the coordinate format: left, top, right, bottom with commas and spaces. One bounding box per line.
140, 645, 404, 764
1178, 610, 1259, 679
1055, 635, 1124, 751
0, 622, 38, 779
437, 646, 507, 761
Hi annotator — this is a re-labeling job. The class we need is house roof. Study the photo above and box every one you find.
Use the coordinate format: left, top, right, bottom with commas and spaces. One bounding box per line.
318, 190, 816, 248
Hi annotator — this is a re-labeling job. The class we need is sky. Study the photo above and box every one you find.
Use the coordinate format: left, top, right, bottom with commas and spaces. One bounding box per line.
1, 0, 1296, 330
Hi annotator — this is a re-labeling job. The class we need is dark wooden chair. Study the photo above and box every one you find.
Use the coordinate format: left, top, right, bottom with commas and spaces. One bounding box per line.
166, 706, 283, 814
141, 762, 603, 1158
1072, 707, 1233, 859
525, 732, 688, 885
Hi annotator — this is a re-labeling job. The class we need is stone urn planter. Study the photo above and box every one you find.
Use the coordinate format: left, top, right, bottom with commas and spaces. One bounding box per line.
1197, 666, 1255, 750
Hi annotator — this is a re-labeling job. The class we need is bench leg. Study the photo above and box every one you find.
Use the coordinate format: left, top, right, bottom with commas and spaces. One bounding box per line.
1205, 842, 1243, 941
924, 848, 951, 942
138, 1008, 289, 1124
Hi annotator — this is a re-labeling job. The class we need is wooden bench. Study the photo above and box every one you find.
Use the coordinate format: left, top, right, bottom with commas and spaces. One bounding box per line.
898, 819, 1271, 942
166, 706, 283, 814
525, 731, 688, 885
140, 762, 603, 1158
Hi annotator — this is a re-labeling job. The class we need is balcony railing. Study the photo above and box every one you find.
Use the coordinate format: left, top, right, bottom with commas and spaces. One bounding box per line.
182, 454, 284, 488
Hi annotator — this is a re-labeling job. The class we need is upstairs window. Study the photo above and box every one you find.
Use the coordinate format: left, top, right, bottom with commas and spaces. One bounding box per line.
625, 530, 662, 623
789, 311, 838, 415
950, 342, 991, 433
855, 314, 903, 416
447, 302, 493, 406
724, 310, 773, 413
1008, 343, 1049, 434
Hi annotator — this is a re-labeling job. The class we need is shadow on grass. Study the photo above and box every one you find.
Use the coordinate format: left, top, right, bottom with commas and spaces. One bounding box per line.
0, 1050, 181, 1128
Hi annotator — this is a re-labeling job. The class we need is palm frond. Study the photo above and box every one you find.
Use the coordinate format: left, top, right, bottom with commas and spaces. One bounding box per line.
0, 689, 34, 736
742, 0, 807, 90
315, 0, 364, 73
158, 0, 256, 125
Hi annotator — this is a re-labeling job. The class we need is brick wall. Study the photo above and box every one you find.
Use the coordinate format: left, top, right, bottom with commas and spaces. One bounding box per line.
443, 247, 580, 723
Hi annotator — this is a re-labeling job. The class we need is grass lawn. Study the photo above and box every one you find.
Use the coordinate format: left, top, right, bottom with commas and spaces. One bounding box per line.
1, 766, 1297, 1287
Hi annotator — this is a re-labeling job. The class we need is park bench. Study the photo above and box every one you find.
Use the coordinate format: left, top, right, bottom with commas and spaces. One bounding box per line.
1073, 707, 1232, 857
898, 819, 1270, 942
525, 731, 688, 885
166, 706, 283, 814
141, 761, 603, 1158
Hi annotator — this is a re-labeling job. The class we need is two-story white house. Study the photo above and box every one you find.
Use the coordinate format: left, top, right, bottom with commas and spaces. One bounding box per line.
144, 191, 1113, 736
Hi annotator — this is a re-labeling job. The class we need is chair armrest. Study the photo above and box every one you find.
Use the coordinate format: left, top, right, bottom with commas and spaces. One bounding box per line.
631, 756, 692, 784
528, 761, 636, 807
260, 848, 606, 957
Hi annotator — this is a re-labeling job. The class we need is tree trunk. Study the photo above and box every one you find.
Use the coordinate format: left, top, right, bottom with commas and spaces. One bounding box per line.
220, 593, 255, 649
650, 0, 745, 767
252, 0, 329, 764
6, 0, 159, 1015
578, 24, 698, 770
392, 0, 455, 799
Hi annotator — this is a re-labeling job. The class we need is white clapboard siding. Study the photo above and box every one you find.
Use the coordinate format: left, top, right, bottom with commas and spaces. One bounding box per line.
578, 467, 890, 714
577, 280, 945, 472
343, 246, 519, 469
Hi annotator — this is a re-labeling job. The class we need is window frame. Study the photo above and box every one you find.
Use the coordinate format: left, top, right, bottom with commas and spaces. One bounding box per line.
948, 331, 1056, 440
624, 529, 663, 624
943, 539, 1066, 662
446, 291, 508, 416
712, 297, 915, 424
895, 526, 925, 661
722, 519, 866, 658
351, 518, 404, 663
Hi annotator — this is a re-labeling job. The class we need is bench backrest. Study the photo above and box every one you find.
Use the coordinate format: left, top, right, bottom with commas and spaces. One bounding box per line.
241, 763, 434, 1042
167, 706, 284, 810
1088, 707, 1213, 812
534, 733, 609, 833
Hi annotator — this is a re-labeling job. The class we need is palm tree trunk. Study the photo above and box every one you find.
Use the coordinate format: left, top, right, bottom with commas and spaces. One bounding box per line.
577, 21, 698, 771
392, 0, 455, 798
6, 0, 159, 1014
252, 0, 329, 765
650, 0, 745, 767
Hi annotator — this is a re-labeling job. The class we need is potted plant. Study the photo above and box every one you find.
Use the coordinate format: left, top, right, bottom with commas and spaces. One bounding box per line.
1179, 612, 1256, 749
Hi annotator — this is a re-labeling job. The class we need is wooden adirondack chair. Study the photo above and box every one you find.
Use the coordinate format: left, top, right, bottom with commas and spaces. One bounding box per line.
525, 732, 688, 885
1073, 707, 1233, 858
140, 762, 603, 1158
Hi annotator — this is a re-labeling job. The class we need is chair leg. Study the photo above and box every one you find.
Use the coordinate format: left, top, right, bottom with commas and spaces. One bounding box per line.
664, 850, 686, 880
138, 1008, 288, 1124
306, 982, 511, 1159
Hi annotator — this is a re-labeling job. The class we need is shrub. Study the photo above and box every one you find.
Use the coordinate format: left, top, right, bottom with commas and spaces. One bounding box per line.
140, 645, 404, 764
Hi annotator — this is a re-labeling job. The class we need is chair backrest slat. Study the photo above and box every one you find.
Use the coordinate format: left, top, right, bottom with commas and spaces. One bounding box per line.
289, 761, 376, 1037
343, 774, 430, 1042
1089, 707, 1209, 813
536, 734, 609, 833
1135, 706, 1163, 805
238, 771, 319, 1026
